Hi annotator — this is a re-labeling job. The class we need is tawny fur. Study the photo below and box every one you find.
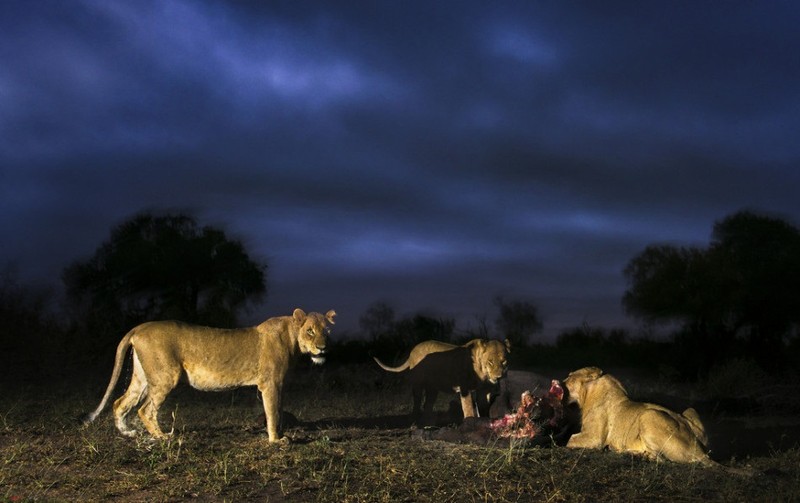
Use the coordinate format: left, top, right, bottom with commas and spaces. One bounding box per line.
375, 339, 510, 421
83, 308, 335, 443
564, 367, 724, 468
373, 340, 466, 372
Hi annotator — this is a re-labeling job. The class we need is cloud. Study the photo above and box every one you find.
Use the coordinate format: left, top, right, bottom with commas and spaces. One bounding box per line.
1, 0, 799, 338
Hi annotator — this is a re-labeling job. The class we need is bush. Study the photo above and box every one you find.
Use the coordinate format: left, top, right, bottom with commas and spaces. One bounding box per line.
0, 269, 69, 382
703, 358, 769, 397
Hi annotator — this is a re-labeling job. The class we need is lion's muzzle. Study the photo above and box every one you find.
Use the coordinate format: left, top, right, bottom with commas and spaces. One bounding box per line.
310, 347, 326, 365
488, 370, 507, 385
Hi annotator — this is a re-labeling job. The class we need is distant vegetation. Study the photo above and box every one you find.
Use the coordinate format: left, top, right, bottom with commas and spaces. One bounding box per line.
2, 211, 266, 379
623, 210, 800, 376
1, 209, 799, 384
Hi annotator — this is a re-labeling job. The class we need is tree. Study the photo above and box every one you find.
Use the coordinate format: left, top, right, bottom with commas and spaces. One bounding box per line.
493, 296, 542, 347
363, 304, 455, 363
392, 313, 455, 348
0, 265, 64, 380
710, 211, 800, 356
623, 210, 800, 373
63, 212, 266, 360
359, 301, 396, 342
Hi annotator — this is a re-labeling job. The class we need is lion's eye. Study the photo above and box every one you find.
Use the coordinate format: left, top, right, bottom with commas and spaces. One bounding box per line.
306, 329, 314, 336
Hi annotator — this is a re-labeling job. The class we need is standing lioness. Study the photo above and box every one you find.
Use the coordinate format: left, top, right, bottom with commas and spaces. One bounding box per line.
83, 308, 335, 443
375, 339, 511, 422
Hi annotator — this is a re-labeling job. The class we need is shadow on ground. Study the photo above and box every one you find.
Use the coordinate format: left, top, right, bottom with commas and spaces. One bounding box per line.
284, 369, 800, 462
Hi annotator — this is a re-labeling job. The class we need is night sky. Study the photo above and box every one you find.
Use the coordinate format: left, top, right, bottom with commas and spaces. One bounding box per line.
2, 1, 799, 339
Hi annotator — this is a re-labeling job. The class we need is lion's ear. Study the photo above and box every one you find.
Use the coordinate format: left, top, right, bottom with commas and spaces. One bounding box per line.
585, 367, 603, 380
292, 308, 307, 323
325, 310, 336, 324
503, 338, 512, 353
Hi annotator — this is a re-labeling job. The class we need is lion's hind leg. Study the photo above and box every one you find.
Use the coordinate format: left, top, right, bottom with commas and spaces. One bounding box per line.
137, 376, 179, 439
112, 353, 148, 437
135, 354, 181, 439
640, 410, 709, 464
681, 407, 709, 447
411, 386, 438, 426
411, 384, 424, 422
137, 395, 168, 439
422, 387, 438, 418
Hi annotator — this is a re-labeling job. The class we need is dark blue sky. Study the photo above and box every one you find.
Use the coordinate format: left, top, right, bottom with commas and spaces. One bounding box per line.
2, 1, 799, 339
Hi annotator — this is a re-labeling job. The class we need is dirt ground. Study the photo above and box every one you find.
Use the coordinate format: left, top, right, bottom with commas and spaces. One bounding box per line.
2, 365, 799, 502
497, 369, 800, 462
284, 367, 800, 462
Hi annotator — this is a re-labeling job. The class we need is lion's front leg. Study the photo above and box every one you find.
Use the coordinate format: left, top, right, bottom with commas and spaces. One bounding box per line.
460, 390, 477, 418
566, 419, 608, 450
259, 381, 286, 443
566, 408, 607, 450
566, 431, 604, 449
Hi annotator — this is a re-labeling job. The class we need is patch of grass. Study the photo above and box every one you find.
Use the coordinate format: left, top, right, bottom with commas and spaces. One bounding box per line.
1, 365, 799, 502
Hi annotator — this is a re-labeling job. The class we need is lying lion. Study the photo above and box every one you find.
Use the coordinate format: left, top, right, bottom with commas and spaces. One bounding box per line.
564, 366, 715, 466
83, 308, 335, 443
374, 339, 510, 422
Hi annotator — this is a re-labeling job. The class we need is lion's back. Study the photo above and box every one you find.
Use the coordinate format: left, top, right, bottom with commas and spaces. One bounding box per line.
407, 340, 459, 368
409, 347, 475, 390
129, 320, 266, 388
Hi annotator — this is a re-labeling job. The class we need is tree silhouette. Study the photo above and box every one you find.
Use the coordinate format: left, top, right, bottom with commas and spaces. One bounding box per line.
0, 265, 63, 380
392, 313, 455, 347
494, 296, 542, 347
624, 210, 800, 373
360, 302, 457, 362
710, 211, 800, 356
359, 301, 396, 342
63, 212, 266, 360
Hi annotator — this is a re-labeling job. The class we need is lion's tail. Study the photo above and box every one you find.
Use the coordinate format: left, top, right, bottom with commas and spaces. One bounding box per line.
81, 329, 136, 425
679, 407, 755, 475
373, 356, 410, 373
698, 456, 755, 477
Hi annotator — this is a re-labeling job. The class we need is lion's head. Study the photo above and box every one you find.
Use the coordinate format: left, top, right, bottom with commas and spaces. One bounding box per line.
563, 366, 628, 407
469, 339, 511, 384
293, 308, 336, 364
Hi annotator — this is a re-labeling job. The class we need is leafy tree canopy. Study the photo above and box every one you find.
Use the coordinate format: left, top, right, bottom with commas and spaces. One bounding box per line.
63, 212, 266, 351
494, 296, 542, 347
359, 301, 396, 342
623, 210, 800, 370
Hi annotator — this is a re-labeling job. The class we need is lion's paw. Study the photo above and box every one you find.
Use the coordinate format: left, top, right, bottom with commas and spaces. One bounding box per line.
118, 428, 138, 438
268, 435, 291, 447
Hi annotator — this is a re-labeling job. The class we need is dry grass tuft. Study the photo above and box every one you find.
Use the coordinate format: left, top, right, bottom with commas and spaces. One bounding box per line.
1, 365, 799, 502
